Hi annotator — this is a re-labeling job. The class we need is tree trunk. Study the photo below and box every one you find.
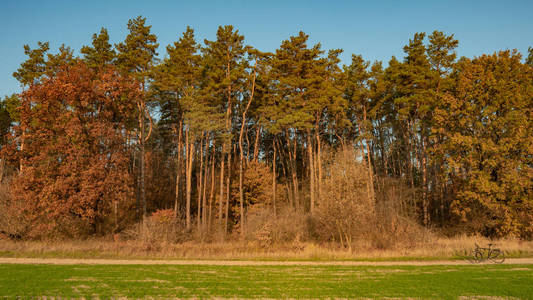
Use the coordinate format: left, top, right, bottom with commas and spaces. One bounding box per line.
238, 61, 256, 237
239, 129, 245, 238
253, 125, 261, 162
285, 132, 300, 209
279, 153, 292, 208
307, 130, 315, 213
197, 132, 204, 232
245, 127, 251, 162
140, 118, 146, 220
365, 139, 375, 206
209, 145, 216, 231
272, 137, 277, 217
202, 145, 209, 228
422, 136, 429, 227
363, 107, 375, 205
225, 144, 232, 235
137, 84, 153, 223
185, 129, 194, 230
315, 132, 322, 203
219, 146, 225, 227
174, 119, 183, 218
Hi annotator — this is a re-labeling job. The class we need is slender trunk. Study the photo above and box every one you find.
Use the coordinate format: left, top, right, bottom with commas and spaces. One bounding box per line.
362, 107, 375, 205
356, 123, 372, 204
365, 140, 375, 207
291, 137, 300, 209
359, 141, 371, 202
185, 129, 194, 230
174, 119, 183, 218
197, 132, 204, 232
219, 147, 225, 226
307, 129, 315, 213
315, 132, 322, 202
202, 144, 209, 228
253, 125, 261, 162
245, 127, 251, 162
139, 99, 146, 220
272, 137, 277, 217
285, 183, 292, 209
225, 144, 232, 235
406, 121, 416, 207
138, 82, 153, 222
140, 122, 146, 220
134, 147, 140, 217
314, 112, 322, 203
422, 136, 429, 227
209, 145, 216, 231
219, 48, 233, 234
280, 154, 292, 208
239, 125, 245, 237
239, 61, 256, 237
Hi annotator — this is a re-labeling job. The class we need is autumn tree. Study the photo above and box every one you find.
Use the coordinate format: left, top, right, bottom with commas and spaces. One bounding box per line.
9, 62, 139, 237
437, 51, 533, 237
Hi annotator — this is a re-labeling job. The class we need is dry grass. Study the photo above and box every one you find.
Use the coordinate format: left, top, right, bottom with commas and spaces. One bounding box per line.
0, 235, 531, 261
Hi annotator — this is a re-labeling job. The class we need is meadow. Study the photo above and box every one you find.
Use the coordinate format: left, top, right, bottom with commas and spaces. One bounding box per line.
0, 263, 532, 298
1, 235, 532, 261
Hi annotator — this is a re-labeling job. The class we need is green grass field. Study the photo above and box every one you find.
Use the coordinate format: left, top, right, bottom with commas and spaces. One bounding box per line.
0, 263, 532, 299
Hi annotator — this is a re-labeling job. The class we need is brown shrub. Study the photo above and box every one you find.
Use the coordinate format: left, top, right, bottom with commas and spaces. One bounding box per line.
246, 205, 307, 248
313, 148, 375, 248
135, 209, 189, 244
371, 177, 432, 249
312, 148, 430, 250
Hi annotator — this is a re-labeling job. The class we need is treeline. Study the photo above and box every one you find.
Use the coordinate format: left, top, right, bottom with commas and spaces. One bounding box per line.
0, 16, 532, 240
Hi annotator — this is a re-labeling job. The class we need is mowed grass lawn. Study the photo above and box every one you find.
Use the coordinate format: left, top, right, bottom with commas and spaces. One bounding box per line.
0, 263, 532, 299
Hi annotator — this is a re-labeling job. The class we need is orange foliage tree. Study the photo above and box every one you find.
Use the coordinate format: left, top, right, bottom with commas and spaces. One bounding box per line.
9, 62, 140, 238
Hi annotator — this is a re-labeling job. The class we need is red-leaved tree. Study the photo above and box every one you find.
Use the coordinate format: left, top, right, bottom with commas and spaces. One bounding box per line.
9, 62, 140, 238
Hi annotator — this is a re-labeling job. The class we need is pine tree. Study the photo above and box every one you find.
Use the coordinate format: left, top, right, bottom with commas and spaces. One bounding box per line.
426, 31, 458, 223
527, 47, 533, 67
270, 31, 326, 212
152, 26, 202, 225
344, 54, 375, 203
81, 28, 116, 69
202, 25, 248, 233
115, 16, 159, 220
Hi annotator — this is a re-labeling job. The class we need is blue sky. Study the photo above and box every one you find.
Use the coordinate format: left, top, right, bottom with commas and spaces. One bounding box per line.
1, 0, 532, 96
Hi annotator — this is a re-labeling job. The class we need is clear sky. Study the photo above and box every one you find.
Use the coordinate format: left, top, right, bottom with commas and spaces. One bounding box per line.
1, 0, 532, 96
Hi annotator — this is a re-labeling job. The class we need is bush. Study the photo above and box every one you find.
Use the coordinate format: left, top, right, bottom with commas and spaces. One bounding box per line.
246, 205, 308, 248
312, 148, 430, 249
137, 209, 188, 243
313, 148, 375, 248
